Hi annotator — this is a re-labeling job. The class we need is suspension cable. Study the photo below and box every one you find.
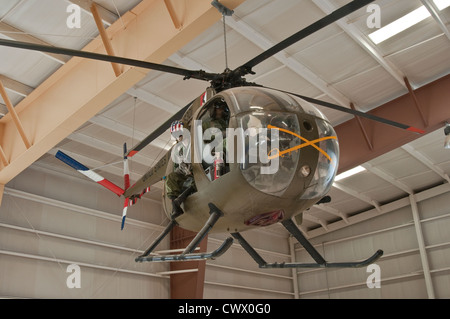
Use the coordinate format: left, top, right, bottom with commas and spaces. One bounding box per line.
222, 14, 229, 71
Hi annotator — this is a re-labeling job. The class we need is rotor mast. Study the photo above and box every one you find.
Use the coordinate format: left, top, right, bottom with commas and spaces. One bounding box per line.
209, 0, 251, 92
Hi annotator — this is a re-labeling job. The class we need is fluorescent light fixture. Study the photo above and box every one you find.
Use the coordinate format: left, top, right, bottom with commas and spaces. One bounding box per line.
369, 6, 430, 44
368, 0, 450, 44
334, 166, 366, 181
434, 0, 450, 10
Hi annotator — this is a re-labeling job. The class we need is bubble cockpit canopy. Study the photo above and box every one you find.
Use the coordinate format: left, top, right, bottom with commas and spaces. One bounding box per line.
218, 87, 339, 198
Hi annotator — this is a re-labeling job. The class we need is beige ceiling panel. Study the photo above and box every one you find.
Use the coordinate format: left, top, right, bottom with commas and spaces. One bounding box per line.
334, 65, 407, 111
386, 34, 450, 86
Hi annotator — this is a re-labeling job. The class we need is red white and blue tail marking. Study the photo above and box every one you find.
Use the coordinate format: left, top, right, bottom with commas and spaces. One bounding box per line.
122, 143, 130, 230
121, 186, 151, 230
55, 151, 124, 196
120, 143, 151, 230
121, 198, 129, 230
56, 147, 152, 231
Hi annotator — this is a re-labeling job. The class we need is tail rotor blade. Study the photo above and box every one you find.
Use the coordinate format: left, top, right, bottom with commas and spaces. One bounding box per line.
121, 198, 129, 230
55, 150, 124, 196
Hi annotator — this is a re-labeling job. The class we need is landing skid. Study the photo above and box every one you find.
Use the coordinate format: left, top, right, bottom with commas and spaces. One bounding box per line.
135, 203, 233, 263
232, 219, 383, 268
135, 204, 383, 268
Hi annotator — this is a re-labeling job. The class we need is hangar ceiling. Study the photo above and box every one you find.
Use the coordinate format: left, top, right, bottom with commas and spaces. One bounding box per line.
0, 0, 449, 294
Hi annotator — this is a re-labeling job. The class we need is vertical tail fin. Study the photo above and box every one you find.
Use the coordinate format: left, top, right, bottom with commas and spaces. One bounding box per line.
121, 143, 151, 230
123, 143, 130, 190
121, 143, 130, 230
121, 198, 129, 230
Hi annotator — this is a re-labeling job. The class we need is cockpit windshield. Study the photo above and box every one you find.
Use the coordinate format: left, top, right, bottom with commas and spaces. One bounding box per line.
237, 111, 301, 197
300, 120, 339, 200
228, 87, 327, 119
223, 87, 338, 199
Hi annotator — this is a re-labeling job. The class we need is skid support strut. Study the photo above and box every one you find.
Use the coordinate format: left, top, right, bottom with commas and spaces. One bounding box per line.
232, 219, 383, 269
135, 203, 233, 262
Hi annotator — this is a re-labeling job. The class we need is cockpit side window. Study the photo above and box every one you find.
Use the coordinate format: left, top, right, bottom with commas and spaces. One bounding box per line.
196, 98, 230, 181
200, 98, 230, 134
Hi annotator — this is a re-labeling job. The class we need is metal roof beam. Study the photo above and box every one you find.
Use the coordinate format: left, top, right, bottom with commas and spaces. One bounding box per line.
421, 0, 450, 42
66, 131, 157, 166
0, 75, 34, 98
303, 213, 329, 231
409, 193, 435, 298
225, 14, 352, 108
335, 74, 450, 174
361, 162, 414, 195
0, 103, 6, 117
307, 182, 450, 239
126, 87, 182, 114
90, 2, 122, 77
312, 0, 407, 88
66, 0, 118, 26
0, 75, 34, 118
88, 115, 171, 151
0, 80, 31, 149
314, 204, 350, 224
0, 21, 69, 65
401, 144, 450, 184
332, 182, 381, 212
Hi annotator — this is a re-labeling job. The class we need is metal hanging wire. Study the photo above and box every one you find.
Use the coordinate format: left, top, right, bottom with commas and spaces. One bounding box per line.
222, 14, 229, 71
211, 0, 234, 71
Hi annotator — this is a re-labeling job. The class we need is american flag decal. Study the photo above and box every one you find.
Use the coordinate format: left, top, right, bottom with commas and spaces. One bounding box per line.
170, 120, 183, 133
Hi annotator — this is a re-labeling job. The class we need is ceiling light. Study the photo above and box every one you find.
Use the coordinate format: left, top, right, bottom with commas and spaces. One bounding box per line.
334, 166, 366, 181
369, 6, 431, 44
434, 0, 450, 10
444, 122, 450, 149
368, 1, 450, 44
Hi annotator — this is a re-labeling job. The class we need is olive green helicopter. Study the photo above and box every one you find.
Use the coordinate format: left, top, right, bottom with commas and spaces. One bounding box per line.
0, 0, 425, 269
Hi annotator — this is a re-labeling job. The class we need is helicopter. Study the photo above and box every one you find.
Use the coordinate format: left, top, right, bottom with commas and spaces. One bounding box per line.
0, 0, 425, 269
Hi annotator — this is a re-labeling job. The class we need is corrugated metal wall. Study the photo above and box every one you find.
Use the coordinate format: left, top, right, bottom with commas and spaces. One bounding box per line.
1, 165, 449, 298
0, 165, 170, 298
204, 230, 295, 298
292, 188, 450, 298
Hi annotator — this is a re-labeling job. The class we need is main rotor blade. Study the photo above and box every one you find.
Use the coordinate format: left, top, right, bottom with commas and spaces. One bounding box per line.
0, 38, 217, 82
126, 99, 194, 157
266, 87, 425, 134
234, 0, 375, 75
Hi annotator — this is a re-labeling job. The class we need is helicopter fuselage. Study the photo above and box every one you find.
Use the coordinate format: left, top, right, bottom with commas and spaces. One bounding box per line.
162, 86, 339, 233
